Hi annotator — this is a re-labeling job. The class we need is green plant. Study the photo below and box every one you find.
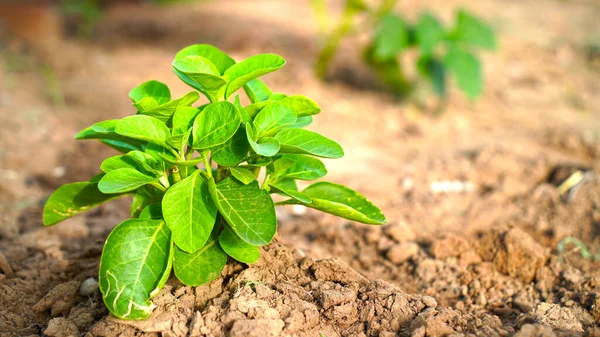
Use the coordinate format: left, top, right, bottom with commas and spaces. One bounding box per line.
314, 0, 496, 101
42, 44, 386, 320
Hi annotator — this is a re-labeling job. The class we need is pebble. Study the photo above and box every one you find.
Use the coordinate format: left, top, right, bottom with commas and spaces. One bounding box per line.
79, 278, 99, 297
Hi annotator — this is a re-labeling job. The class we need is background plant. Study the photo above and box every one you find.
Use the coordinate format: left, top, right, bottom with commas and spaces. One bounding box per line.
313, 0, 496, 102
42, 44, 386, 320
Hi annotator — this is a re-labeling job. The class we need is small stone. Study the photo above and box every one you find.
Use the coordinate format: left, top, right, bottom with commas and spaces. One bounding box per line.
79, 278, 99, 297
387, 243, 420, 264
430, 234, 471, 259
44, 318, 79, 337
519, 303, 583, 332
422, 296, 437, 308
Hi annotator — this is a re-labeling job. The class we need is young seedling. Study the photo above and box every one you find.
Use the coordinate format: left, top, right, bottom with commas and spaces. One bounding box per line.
42, 44, 386, 320
314, 0, 496, 102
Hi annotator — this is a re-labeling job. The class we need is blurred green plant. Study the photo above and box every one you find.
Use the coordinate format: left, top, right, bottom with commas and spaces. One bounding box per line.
313, 0, 497, 102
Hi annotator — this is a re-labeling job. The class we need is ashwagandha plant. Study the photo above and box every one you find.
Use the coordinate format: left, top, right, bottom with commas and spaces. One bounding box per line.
42, 44, 386, 320
313, 0, 496, 102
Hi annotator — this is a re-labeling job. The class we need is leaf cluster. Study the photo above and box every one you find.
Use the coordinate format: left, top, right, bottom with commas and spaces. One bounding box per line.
42, 44, 386, 320
314, 0, 497, 100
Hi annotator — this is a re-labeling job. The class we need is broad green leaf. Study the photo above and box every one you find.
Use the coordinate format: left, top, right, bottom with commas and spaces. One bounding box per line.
162, 171, 217, 253
138, 91, 200, 123
75, 120, 146, 153
174, 44, 236, 75
125, 150, 164, 176
98, 168, 158, 194
129, 80, 171, 106
373, 14, 409, 61
272, 154, 327, 181
211, 177, 277, 246
43, 177, 125, 226
269, 179, 311, 204
99, 219, 171, 320
269, 93, 287, 101
138, 204, 163, 219
230, 167, 255, 184
274, 129, 343, 159
246, 123, 280, 157
224, 54, 286, 98
233, 95, 251, 124
454, 10, 496, 50
210, 128, 249, 166
173, 237, 226, 286
285, 116, 313, 129
416, 13, 445, 55
116, 115, 171, 147
243, 78, 273, 103
133, 97, 159, 113
253, 102, 297, 137
218, 226, 260, 264
100, 155, 143, 173
172, 56, 228, 102
192, 101, 241, 150
131, 186, 163, 217
169, 106, 202, 149
444, 48, 482, 99
279, 95, 321, 117
144, 144, 176, 172
284, 182, 386, 225
245, 101, 274, 120
417, 55, 446, 97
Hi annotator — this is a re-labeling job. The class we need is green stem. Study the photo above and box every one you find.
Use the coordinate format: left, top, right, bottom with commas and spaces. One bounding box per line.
204, 156, 213, 178
159, 175, 171, 189
314, 2, 361, 79
149, 182, 167, 193
172, 167, 182, 183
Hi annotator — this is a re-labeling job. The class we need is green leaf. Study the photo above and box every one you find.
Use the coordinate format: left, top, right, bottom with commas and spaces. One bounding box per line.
172, 56, 228, 102
224, 54, 286, 98
245, 101, 274, 120
143, 144, 175, 173
173, 237, 226, 286
269, 180, 311, 204
192, 101, 241, 150
138, 204, 163, 219
138, 91, 200, 123
243, 79, 272, 103
272, 154, 327, 181
230, 167, 255, 184
269, 93, 287, 101
253, 102, 297, 137
115, 115, 171, 147
373, 14, 409, 61
416, 13, 445, 55
131, 186, 163, 217
233, 95, 251, 124
162, 171, 217, 253
100, 155, 143, 173
211, 177, 277, 246
218, 226, 260, 264
284, 182, 386, 225
75, 120, 146, 153
454, 10, 496, 50
274, 129, 343, 159
285, 116, 313, 129
417, 55, 446, 97
169, 106, 202, 149
246, 123, 280, 157
43, 177, 126, 226
444, 48, 482, 99
279, 95, 321, 117
98, 168, 158, 194
125, 150, 164, 176
211, 128, 250, 166
174, 44, 236, 75
129, 80, 171, 106
99, 219, 171, 320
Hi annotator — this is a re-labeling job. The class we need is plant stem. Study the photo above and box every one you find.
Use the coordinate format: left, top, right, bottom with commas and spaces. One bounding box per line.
159, 175, 170, 189
204, 156, 213, 178
314, 2, 361, 79
149, 182, 167, 193
172, 167, 182, 183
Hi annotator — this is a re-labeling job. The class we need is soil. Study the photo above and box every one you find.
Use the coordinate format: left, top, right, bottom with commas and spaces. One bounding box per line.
1, 0, 600, 336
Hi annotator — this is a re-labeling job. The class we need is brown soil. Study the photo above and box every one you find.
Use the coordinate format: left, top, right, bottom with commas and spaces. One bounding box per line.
1, 0, 600, 336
